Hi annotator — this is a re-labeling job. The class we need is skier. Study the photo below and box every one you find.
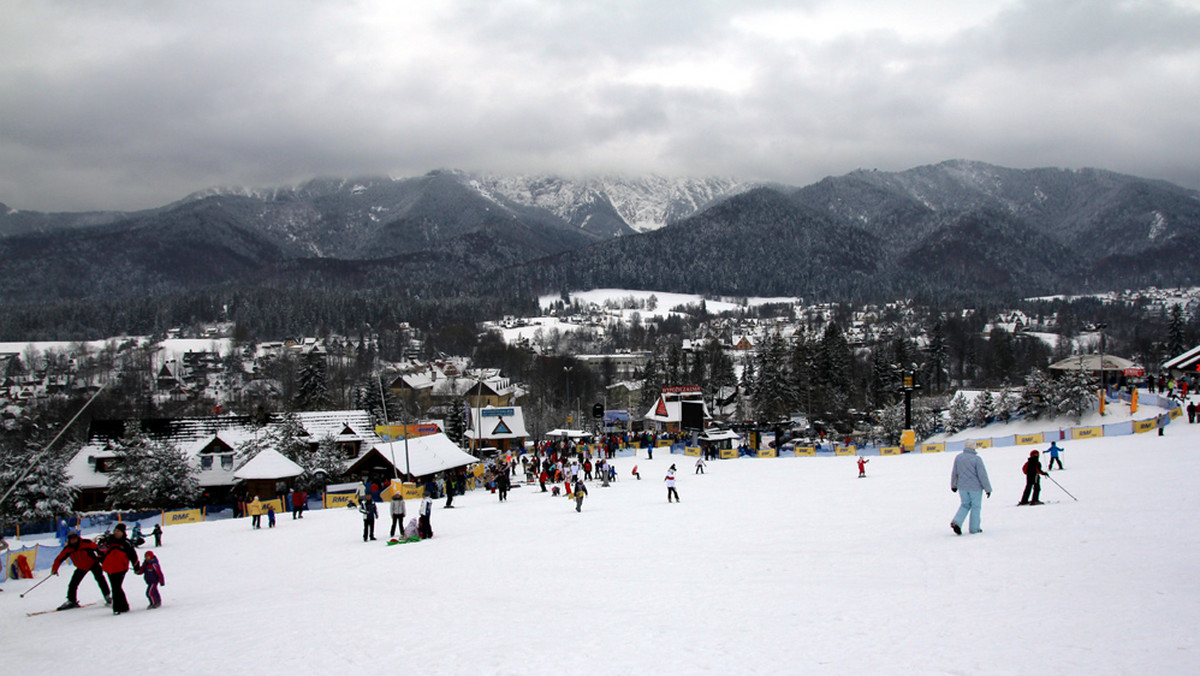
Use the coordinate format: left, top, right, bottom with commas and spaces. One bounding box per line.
360, 496, 378, 541
632, 465, 641, 480
99, 523, 141, 615
418, 493, 434, 539
267, 505, 276, 528
857, 456, 869, 478
51, 530, 112, 609
131, 522, 146, 547
665, 464, 680, 503
573, 478, 588, 512
1046, 442, 1064, 471
141, 551, 164, 609
292, 490, 307, 519
950, 441, 992, 535
1019, 450, 1048, 505
150, 524, 162, 547
389, 493, 407, 539
695, 457, 705, 474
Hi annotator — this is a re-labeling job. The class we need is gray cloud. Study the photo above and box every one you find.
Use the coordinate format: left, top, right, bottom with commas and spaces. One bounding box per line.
0, 0, 1197, 211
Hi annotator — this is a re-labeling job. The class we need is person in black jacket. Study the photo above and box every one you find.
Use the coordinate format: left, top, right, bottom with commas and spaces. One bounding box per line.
360, 496, 378, 541
99, 523, 141, 615
1019, 450, 1049, 505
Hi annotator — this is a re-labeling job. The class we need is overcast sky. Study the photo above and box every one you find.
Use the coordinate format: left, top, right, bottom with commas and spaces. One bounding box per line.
2, 0, 1198, 212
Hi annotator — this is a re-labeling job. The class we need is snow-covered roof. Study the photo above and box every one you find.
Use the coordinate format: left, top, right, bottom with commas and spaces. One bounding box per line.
545, 429, 591, 439
698, 429, 742, 442
1163, 345, 1200, 371
234, 449, 303, 480
1048, 354, 1140, 372
465, 406, 530, 440
362, 433, 478, 477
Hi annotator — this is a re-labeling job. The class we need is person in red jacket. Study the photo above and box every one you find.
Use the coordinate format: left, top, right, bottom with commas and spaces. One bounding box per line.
142, 551, 165, 609
52, 530, 112, 610
100, 523, 141, 615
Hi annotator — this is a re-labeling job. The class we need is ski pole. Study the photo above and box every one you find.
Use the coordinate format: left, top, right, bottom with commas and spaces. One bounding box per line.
1044, 473, 1078, 501
19, 572, 55, 598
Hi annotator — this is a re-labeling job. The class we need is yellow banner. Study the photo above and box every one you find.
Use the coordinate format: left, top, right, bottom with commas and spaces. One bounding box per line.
1133, 419, 1157, 434
1072, 426, 1102, 440
973, 439, 992, 449
684, 447, 701, 457
1015, 433, 1044, 445
834, 446, 855, 456
260, 498, 284, 513
719, 448, 737, 459
6, 547, 38, 579
1170, 407, 1184, 420
757, 448, 777, 458
879, 446, 901, 456
921, 443, 945, 454
163, 508, 202, 526
324, 492, 356, 509
794, 446, 815, 456
657, 440, 671, 447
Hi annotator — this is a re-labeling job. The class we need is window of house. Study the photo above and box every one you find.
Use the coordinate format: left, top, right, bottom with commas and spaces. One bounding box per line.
200, 456, 213, 470
221, 455, 234, 470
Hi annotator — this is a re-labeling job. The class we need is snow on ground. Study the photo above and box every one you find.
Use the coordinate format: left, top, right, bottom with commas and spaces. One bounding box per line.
5, 422, 1200, 674
538, 288, 798, 315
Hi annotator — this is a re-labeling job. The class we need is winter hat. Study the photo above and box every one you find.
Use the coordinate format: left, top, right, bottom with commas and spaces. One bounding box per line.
670, 464, 676, 470
144, 551, 156, 561
1030, 450, 1039, 456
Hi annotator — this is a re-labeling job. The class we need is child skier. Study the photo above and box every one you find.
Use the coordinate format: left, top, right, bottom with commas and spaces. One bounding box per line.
267, 505, 276, 528
573, 478, 588, 512
857, 456, 869, 478
151, 524, 162, 547
142, 551, 164, 609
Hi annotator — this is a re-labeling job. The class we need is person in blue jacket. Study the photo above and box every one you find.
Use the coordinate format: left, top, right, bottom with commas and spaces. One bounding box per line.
950, 441, 992, 535
1046, 442, 1063, 470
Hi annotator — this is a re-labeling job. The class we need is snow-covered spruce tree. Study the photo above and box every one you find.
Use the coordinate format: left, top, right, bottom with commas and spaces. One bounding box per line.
0, 438, 78, 524
274, 410, 312, 467
445, 399, 467, 448
354, 377, 386, 425
944, 393, 971, 434
307, 433, 346, 487
912, 404, 939, 441
294, 351, 329, 411
753, 333, 795, 421
970, 390, 996, 427
234, 432, 271, 468
1054, 369, 1098, 422
1021, 369, 1055, 419
107, 423, 199, 510
878, 403, 905, 445
996, 387, 1021, 423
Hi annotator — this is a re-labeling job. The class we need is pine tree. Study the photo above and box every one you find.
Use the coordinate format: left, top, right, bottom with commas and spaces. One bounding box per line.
1054, 369, 1098, 422
0, 437, 78, 523
445, 399, 468, 447
816, 321, 852, 418
1168, 305, 1186, 357
970, 390, 996, 427
752, 333, 794, 421
107, 422, 199, 509
945, 393, 971, 434
308, 433, 346, 487
924, 320, 949, 393
295, 351, 329, 411
1020, 368, 1055, 418
274, 411, 312, 466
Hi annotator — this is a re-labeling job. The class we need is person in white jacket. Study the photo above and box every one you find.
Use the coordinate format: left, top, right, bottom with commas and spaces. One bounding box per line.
665, 464, 680, 503
950, 441, 992, 535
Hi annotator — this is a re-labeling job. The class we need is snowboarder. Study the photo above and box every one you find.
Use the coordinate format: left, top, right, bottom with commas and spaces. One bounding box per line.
573, 478, 588, 512
99, 523, 141, 615
418, 494, 433, 539
950, 441, 992, 535
857, 456, 869, 478
632, 465, 640, 480
1046, 442, 1063, 471
389, 493, 407, 538
141, 551, 164, 609
51, 530, 111, 609
695, 457, 705, 474
1019, 450, 1048, 505
360, 496, 378, 541
150, 524, 162, 547
665, 464, 680, 503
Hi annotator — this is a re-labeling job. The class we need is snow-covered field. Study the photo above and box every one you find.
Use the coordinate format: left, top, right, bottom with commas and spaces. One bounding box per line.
5, 422, 1199, 674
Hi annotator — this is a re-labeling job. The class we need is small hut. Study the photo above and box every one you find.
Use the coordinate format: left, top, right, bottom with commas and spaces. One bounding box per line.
233, 449, 304, 500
